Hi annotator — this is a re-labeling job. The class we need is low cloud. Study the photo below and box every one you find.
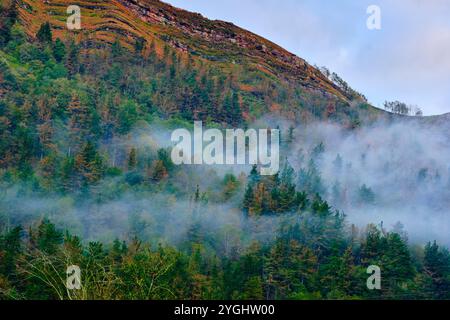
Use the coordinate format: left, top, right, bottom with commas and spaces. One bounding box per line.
166, 0, 450, 115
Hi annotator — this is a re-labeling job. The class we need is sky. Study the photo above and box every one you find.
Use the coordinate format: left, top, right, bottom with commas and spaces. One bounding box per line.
165, 0, 450, 116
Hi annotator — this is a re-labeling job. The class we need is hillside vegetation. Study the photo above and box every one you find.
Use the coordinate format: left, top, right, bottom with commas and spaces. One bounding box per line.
0, 0, 449, 300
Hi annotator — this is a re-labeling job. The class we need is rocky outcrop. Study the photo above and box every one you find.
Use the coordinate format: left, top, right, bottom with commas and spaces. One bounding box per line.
117, 0, 344, 97
17, 0, 349, 101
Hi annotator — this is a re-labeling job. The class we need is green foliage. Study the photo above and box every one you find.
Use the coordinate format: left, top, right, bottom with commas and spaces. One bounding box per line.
134, 37, 146, 55
0, 1, 17, 47
298, 159, 327, 197
0, 210, 447, 300
0, 18, 447, 301
36, 219, 64, 255
53, 38, 66, 63
358, 184, 375, 204
422, 241, 450, 299
36, 22, 52, 43
0, 226, 22, 278
360, 225, 416, 298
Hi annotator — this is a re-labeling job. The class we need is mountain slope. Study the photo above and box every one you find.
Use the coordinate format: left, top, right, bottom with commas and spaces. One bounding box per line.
15, 0, 363, 104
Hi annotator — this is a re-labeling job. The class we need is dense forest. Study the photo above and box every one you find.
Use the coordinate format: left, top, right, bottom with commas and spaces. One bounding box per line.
1, 3, 450, 300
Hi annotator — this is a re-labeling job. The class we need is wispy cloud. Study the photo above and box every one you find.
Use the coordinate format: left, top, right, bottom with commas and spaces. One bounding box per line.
165, 0, 450, 115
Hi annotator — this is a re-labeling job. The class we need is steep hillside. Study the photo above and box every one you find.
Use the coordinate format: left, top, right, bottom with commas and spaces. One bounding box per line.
2, 1, 450, 302
16, 0, 350, 99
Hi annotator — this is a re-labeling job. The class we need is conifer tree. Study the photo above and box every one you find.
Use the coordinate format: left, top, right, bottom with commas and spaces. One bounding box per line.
37, 219, 63, 255
242, 185, 254, 215
65, 40, 80, 78
150, 159, 168, 182
229, 92, 242, 126
53, 38, 66, 62
0, 0, 18, 47
75, 141, 105, 185
36, 22, 52, 43
67, 94, 92, 152
128, 147, 138, 170
0, 226, 22, 278
423, 241, 450, 299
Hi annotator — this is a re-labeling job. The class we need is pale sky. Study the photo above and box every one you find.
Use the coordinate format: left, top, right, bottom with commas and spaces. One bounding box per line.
165, 0, 450, 115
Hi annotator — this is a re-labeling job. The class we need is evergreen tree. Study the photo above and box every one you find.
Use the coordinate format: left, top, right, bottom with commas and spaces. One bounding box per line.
134, 37, 146, 55
65, 40, 80, 77
36, 22, 52, 43
277, 161, 297, 212
230, 92, 242, 126
358, 184, 375, 204
222, 93, 242, 126
111, 38, 123, 58
287, 126, 294, 144
0, 226, 22, 279
75, 141, 105, 186
423, 241, 450, 299
128, 147, 138, 170
150, 159, 168, 182
36, 219, 63, 255
241, 276, 264, 300
53, 38, 66, 62
264, 239, 317, 299
242, 185, 254, 215
222, 174, 240, 201
67, 94, 92, 151
0, 0, 18, 47
248, 164, 260, 186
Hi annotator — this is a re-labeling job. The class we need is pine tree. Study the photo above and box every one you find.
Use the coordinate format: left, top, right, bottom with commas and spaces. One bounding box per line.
36, 98, 55, 155
157, 148, 174, 173
277, 161, 297, 212
111, 38, 123, 58
264, 239, 317, 299
0, 226, 22, 278
75, 141, 105, 186
251, 183, 269, 216
358, 184, 375, 204
37, 219, 63, 255
67, 94, 92, 152
242, 185, 254, 215
321, 246, 359, 298
242, 276, 264, 300
128, 147, 138, 170
151, 160, 168, 182
230, 92, 242, 126
248, 164, 260, 186
194, 185, 200, 203
53, 38, 66, 62
0, 0, 18, 47
222, 174, 240, 201
423, 241, 450, 299
65, 40, 80, 78
134, 37, 146, 55
287, 126, 294, 144
36, 22, 52, 43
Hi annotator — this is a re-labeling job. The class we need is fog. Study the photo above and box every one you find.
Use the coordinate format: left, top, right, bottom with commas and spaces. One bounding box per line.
285, 119, 450, 244
1, 117, 449, 247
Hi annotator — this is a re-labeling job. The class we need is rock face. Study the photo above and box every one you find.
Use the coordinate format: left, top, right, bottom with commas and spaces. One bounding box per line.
120, 0, 349, 99
17, 0, 349, 102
